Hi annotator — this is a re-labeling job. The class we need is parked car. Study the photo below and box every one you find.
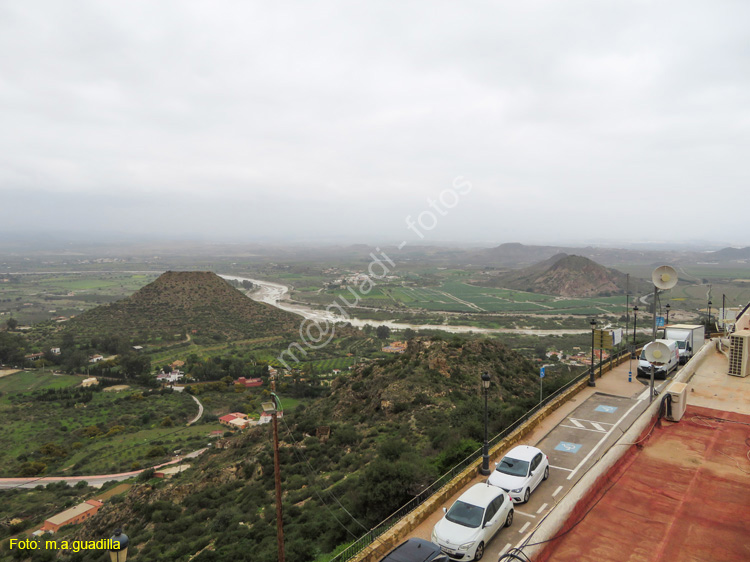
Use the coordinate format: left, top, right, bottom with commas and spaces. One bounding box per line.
487, 445, 549, 503
378, 538, 449, 562
431, 483, 513, 561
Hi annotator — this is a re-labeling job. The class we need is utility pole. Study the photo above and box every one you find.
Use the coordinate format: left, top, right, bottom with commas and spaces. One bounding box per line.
263, 392, 285, 562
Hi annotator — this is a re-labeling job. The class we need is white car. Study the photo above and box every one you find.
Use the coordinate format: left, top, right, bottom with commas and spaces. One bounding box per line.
431, 483, 513, 561
487, 445, 549, 503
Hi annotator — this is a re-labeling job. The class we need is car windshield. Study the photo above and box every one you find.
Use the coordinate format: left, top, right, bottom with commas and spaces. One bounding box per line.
676, 341, 686, 349
445, 500, 484, 528
496, 456, 529, 477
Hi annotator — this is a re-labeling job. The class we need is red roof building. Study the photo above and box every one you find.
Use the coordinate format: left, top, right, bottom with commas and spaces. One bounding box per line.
235, 377, 263, 388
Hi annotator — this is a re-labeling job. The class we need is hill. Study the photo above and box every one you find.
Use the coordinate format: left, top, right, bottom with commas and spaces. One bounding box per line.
63, 271, 300, 343
477, 254, 645, 297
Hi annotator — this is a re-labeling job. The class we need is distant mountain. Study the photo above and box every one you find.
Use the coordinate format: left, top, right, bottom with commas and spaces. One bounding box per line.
476, 254, 646, 297
706, 247, 750, 262
64, 271, 299, 343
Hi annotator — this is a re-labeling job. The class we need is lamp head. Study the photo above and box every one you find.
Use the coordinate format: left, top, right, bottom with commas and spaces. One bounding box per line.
261, 402, 276, 413
481, 371, 490, 389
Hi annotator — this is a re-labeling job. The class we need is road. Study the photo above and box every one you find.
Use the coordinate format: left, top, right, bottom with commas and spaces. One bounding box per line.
0, 449, 208, 489
187, 394, 204, 425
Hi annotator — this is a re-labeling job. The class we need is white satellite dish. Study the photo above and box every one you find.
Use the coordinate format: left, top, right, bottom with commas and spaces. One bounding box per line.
652, 266, 678, 290
643, 341, 671, 364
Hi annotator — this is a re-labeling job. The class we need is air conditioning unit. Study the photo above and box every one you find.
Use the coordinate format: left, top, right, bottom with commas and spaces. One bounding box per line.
665, 382, 688, 422
728, 330, 750, 377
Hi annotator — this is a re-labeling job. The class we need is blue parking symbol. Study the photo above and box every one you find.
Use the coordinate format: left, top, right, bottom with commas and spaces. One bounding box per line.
595, 405, 618, 413
555, 441, 582, 454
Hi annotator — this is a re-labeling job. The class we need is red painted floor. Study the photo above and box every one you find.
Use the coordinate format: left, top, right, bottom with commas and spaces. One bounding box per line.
536, 405, 750, 562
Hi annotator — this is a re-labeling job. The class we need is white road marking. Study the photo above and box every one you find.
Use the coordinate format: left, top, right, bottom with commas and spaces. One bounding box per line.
569, 418, 585, 428
567, 400, 643, 480
549, 465, 573, 472
536, 503, 548, 514
559, 424, 606, 433
552, 485, 563, 497
591, 422, 606, 432
513, 510, 536, 518
572, 418, 615, 426
519, 522, 531, 533
501, 544, 512, 556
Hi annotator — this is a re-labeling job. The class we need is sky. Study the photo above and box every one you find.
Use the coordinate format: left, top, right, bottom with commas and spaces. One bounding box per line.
1, 1, 749, 248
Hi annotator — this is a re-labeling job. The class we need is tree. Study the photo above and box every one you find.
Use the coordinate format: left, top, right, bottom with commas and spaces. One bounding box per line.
5, 317, 17, 331
376, 325, 391, 340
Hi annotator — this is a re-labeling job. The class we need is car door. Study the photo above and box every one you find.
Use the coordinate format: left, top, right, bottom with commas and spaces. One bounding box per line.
486, 493, 508, 541
530, 453, 543, 491
482, 499, 499, 541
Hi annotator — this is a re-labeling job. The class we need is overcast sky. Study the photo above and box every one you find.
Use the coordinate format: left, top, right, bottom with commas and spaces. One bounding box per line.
1, 1, 748, 248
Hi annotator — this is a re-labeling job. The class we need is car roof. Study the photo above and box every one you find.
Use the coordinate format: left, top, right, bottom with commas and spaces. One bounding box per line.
455, 483, 505, 508
380, 538, 444, 562
502, 445, 541, 462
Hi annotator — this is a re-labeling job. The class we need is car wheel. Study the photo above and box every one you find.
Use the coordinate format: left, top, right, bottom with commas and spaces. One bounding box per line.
505, 509, 514, 527
543, 466, 549, 481
523, 488, 530, 503
474, 542, 485, 561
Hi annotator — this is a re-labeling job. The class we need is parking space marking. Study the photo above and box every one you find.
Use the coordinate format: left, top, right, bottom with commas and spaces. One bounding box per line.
549, 464, 573, 472
536, 503, 548, 514
571, 418, 615, 426
554, 441, 582, 454
513, 510, 536, 518
501, 544, 512, 556
591, 422, 606, 431
595, 405, 618, 413
567, 400, 642, 480
559, 424, 607, 434
569, 418, 584, 428
518, 522, 531, 534
552, 485, 563, 497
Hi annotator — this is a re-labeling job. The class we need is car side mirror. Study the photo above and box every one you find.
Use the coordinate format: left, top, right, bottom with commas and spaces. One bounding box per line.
494, 462, 499, 466
443, 507, 447, 514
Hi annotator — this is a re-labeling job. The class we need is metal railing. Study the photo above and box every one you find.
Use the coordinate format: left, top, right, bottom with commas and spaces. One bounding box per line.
327, 348, 637, 562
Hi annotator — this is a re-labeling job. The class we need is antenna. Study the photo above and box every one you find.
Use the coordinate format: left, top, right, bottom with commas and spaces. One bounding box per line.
650, 266, 678, 339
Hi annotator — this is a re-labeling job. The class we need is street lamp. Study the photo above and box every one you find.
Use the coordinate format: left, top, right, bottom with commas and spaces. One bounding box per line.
262, 394, 285, 562
665, 303, 671, 327
480, 372, 491, 476
589, 319, 597, 387
108, 529, 129, 562
707, 300, 712, 332
632, 306, 639, 346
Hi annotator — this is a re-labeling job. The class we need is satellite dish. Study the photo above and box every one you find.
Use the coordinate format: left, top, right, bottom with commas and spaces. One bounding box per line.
652, 266, 678, 290
644, 341, 671, 364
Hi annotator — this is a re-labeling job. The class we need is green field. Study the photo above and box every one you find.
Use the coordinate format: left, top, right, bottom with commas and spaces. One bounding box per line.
0, 370, 224, 477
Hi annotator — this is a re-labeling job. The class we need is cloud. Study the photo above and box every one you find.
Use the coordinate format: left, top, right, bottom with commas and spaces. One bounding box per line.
1, 1, 748, 245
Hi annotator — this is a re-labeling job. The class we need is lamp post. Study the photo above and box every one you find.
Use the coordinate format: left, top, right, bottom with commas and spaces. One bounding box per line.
665, 303, 671, 327
707, 300, 712, 332
632, 306, 639, 346
480, 372, 491, 476
262, 394, 285, 562
589, 319, 597, 387
108, 529, 129, 562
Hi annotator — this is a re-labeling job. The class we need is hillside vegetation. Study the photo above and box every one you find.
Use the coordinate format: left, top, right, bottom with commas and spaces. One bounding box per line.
62, 271, 300, 344
51, 336, 566, 562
